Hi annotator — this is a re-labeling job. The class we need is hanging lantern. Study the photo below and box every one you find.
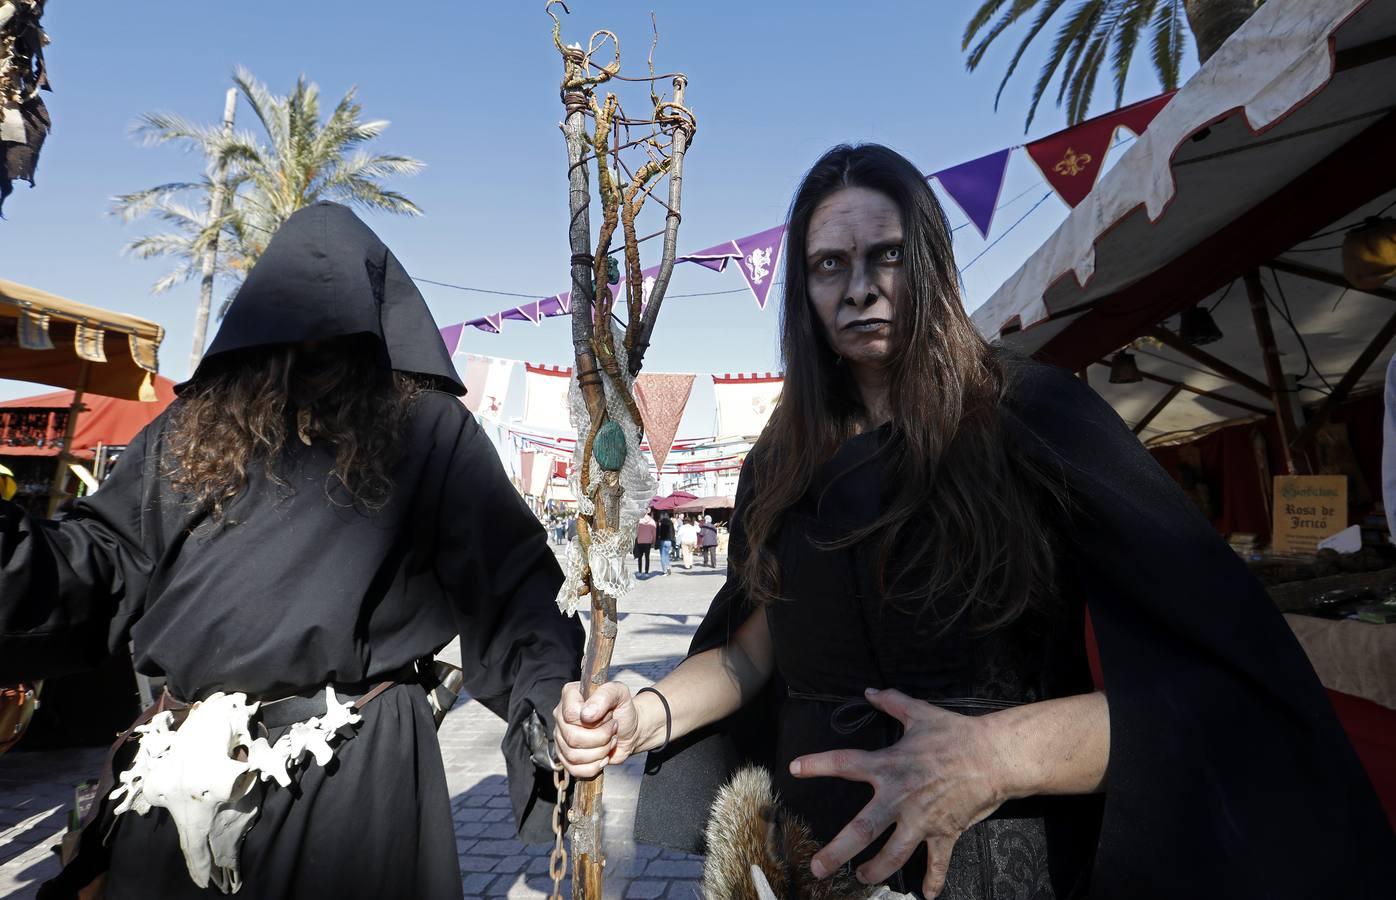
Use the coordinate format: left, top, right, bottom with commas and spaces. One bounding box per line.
1179, 305, 1223, 346
1109, 351, 1142, 384
1342, 217, 1396, 290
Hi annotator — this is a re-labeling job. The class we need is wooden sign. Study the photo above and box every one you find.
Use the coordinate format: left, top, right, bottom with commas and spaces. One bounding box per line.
1272, 475, 1348, 555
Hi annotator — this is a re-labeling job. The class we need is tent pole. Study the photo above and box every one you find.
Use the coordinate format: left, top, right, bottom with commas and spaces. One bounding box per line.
1243, 271, 1304, 475
1266, 258, 1396, 304
47, 360, 91, 516
1145, 326, 1272, 400
1132, 384, 1183, 436
1291, 309, 1396, 452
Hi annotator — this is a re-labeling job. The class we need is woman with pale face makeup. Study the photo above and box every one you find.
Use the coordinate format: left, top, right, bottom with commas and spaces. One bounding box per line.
554, 146, 1393, 898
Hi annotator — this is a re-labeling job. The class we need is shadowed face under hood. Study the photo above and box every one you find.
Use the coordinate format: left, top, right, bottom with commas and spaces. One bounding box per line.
181, 202, 464, 395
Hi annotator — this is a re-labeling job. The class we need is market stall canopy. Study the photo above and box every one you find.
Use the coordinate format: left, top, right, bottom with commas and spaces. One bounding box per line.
673, 494, 735, 514
0, 375, 176, 457
0, 278, 165, 400
971, 0, 1396, 445
650, 490, 697, 511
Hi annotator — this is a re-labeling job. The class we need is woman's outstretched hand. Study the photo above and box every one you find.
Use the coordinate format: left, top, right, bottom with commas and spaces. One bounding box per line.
788, 687, 1013, 899
553, 680, 643, 779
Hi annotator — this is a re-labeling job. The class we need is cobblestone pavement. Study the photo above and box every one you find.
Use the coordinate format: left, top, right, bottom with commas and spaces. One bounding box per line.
0, 549, 725, 899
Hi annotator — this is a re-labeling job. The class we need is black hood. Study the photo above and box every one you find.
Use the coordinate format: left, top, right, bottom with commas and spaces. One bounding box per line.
181, 202, 464, 395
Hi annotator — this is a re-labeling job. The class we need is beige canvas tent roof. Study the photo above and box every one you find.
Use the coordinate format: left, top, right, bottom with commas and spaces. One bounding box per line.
0, 278, 164, 400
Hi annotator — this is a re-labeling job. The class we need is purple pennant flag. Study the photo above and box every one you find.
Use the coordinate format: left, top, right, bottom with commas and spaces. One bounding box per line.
732, 224, 786, 310
539, 294, 566, 317
931, 148, 1012, 239
439, 323, 464, 355
501, 308, 531, 322
467, 314, 503, 334
678, 240, 741, 273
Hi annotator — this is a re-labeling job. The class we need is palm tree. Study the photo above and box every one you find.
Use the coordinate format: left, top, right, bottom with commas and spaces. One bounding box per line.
113, 67, 425, 368
963, 0, 1263, 130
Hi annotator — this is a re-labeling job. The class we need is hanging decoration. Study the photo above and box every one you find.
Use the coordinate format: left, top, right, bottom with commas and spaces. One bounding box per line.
633, 372, 695, 471
0, 0, 50, 214
459, 353, 517, 419
933, 147, 1013, 239
712, 372, 783, 439
523, 362, 573, 433
445, 90, 1177, 337
1026, 92, 1174, 209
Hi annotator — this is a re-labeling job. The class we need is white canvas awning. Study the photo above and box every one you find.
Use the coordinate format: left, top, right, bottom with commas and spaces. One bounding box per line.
971, 0, 1396, 444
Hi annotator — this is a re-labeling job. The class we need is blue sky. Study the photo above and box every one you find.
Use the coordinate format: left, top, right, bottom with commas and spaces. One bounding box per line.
1, 1, 1194, 432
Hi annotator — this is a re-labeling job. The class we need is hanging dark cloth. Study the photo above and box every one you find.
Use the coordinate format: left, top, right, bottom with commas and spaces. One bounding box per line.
635, 361, 1395, 898
1, 203, 584, 899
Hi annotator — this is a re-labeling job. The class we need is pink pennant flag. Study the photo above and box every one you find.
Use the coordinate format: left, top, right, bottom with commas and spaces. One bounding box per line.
634, 373, 696, 472
732, 225, 786, 310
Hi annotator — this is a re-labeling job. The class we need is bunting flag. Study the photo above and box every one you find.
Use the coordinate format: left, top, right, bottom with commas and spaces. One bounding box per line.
1027, 92, 1174, 208
439, 322, 464, 356
17, 309, 52, 350
519, 450, 553, 496
634, 373, 696, 472
931, 148, 1012, 239
712, 373, 783, 439
461, 354, 517, 419
678, 240, 742, 272
732, 225, 785, 310
523, 363, 574, 432
74, 323, 107, 363
446, 91, 1176, 334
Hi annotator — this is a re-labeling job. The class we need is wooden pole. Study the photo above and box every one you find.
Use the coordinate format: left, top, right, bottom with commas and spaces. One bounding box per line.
560, 79, 610, 900
1243, 270, 1302, 474
1290, 309, 1396, 452
47, 360, 90, 516
189, 87, 238, 374
1145, 325, 1272, 400
1132, 383, 1183, 436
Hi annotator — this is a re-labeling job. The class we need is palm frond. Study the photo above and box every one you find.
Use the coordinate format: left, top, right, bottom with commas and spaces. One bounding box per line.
963, 0, 1017, 48
131, 112, 229, 155
967, 0, 1047, 71
986, 0, 1071, 111
1107, 0, 1156, 106
1023, 0, 1103, 130
1151, 0, 1186, 90
109, 181, 210, 221
233, 66, 290, 157
1053, 2, 1108, 111
151, 263, 199, 295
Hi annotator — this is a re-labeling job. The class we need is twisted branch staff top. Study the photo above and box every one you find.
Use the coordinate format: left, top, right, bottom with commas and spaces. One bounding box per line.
544, 4, 695, 897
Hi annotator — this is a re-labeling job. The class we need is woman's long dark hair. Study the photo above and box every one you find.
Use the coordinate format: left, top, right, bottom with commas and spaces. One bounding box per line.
738, 144, 1064, 631
168, 335, 425, 521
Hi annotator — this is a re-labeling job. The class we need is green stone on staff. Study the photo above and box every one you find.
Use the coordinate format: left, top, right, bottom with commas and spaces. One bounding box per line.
595, 420, 627, 471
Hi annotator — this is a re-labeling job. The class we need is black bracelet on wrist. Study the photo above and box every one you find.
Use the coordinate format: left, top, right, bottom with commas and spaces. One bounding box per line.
634, 686, 672, 754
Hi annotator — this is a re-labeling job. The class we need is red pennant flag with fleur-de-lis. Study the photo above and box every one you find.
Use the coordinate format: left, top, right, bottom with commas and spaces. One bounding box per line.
1026, 92, 1175, 208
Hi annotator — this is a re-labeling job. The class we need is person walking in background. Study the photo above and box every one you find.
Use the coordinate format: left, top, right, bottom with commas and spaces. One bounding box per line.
699, 515, 719, 568
677, 515, 698, 570
656, 512, 675, 575
634, 512, 657, 576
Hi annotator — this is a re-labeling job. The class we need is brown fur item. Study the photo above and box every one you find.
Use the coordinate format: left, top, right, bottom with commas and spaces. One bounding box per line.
701, 766, 909, 900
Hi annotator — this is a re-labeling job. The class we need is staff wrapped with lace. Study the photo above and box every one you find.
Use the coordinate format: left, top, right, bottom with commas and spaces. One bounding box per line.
545, 3, 695, 897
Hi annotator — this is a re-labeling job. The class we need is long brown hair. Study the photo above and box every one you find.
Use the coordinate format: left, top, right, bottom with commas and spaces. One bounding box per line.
738, 144, 1065, 631
168, 335, 425, 521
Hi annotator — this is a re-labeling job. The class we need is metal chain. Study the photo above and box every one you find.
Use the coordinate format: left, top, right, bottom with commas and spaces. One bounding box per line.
548, 763, 570, 900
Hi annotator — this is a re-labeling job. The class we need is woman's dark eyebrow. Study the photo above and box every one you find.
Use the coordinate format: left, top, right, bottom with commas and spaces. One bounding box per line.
865, 239, 904, 256
807, 246, 845, 262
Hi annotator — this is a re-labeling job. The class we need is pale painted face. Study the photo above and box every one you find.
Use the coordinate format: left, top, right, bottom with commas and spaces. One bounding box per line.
804, 187, 904, 372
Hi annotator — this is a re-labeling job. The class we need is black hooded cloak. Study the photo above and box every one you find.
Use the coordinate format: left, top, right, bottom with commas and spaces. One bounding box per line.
634, 362, 1395, 898
0, 203, 584, 899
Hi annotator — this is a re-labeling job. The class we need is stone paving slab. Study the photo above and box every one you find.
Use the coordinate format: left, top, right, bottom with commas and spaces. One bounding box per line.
0, 551, 723, 898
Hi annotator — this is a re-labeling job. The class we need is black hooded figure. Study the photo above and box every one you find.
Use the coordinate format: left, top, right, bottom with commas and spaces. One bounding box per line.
0, 202, 584, 899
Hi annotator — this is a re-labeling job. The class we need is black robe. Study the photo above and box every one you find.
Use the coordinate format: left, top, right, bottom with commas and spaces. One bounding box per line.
0, 203, 584, 899
635, 362, 1395, 898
